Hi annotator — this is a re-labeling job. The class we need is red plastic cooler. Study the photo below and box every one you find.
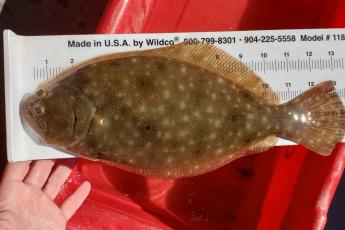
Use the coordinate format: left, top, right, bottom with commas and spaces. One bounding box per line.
56, 1, 345, 229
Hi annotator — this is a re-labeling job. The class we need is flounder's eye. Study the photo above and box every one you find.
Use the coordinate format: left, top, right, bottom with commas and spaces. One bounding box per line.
35, 89, 45, 97
32, 103, 45, 117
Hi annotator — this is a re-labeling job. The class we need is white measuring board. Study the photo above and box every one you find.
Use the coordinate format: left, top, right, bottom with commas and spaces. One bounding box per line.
4, 29, 345, 162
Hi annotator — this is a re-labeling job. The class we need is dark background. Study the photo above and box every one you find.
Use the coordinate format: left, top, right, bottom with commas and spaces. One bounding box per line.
0, 0, 343, 229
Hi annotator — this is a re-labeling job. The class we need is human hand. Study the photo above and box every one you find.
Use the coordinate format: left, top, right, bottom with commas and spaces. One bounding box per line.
0, 160, 91, 230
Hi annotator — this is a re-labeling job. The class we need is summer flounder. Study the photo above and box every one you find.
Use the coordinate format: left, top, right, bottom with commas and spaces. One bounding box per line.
20, 43, 345, 178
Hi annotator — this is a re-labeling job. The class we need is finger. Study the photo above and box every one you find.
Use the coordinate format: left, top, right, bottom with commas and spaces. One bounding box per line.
43, 163, 72, 199
1, 161, 32, 183
60, 181, 91, 220
24, 160, 55, 188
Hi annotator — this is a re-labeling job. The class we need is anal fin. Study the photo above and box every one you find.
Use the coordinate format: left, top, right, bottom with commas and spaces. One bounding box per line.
106, 135, 278, 179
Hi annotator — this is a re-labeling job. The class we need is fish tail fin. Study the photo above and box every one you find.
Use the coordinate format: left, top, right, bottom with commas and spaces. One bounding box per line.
282, 81, 345, 156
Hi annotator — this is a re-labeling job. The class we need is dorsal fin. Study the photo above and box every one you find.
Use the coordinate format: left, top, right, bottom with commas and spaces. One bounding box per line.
38, 43, 279, 105
141, 43, 279, 104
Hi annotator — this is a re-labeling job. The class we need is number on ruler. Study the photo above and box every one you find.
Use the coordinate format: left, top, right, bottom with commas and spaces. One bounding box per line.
328, 50, 335, 56
70, 58, 74, 64
308, 81, 315, 87
284, 52, 289, 57
239, 54, 243, 59
285, 82, 292, 87
45, 59, 48, 64
306, 51, 312, 57
260, 52, 267, 58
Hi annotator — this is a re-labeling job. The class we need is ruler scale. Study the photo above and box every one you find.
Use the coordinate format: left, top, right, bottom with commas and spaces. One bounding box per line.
3, 28, 345, 161
27, 57, 345, 82
28, 63, 345, 102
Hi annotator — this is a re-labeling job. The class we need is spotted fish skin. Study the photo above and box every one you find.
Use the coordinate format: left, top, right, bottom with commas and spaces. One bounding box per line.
20, 43, 345, 178
60, 56, 281, 167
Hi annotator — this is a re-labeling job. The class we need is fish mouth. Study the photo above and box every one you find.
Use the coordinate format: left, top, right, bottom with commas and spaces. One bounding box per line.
19, 94, 47, 145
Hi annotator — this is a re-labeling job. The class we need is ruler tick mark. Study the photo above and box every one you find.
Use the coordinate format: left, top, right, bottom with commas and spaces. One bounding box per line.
319, 58, 322, 70
285, 60, 288, 71
46, 65, 48, 81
